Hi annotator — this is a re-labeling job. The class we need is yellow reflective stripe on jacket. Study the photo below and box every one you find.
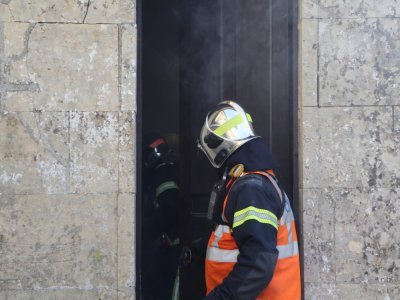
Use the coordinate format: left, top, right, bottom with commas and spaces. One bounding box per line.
155, 181, 179, 198
233, 206, 278, 230
213, 114, 244, 136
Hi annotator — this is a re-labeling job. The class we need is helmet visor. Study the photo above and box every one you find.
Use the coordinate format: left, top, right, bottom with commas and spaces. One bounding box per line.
207, 106, 255, 142
198, 101, 257, 168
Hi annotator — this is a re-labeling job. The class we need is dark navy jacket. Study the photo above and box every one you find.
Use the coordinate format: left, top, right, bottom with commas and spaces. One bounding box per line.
143, 161, 180, 300
206, 138, 285, 300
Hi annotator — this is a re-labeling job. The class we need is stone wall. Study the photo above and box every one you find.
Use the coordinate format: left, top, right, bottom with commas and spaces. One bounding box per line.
300, 0, 400, 299
0, 1, 136, 299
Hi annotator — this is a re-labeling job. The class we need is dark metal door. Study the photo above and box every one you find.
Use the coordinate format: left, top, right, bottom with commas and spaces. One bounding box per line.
179, 0, 299, 298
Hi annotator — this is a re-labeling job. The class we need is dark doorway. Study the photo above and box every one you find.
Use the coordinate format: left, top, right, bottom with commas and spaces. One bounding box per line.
140, 1, 181, 300
139, 0, 299, 299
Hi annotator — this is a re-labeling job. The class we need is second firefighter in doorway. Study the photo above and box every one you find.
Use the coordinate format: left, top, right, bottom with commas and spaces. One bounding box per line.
197, 101, 301, 299
142, 133, 180, 300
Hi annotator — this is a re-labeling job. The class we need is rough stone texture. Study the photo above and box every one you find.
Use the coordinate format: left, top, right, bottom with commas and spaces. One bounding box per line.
7, 0, 89, 23
117, 193, 136, 299
395, 106, 400, 133
302, 0, 400, 19
303, 187, 400, 287
0, 112, 68, 194
387, 285, 400, 298
0, 4, 12, 22
303, 106, 399, 189
0, 1, 136, 298
85, 0, 136, 24
4, 0, 135, 24
302, 188, 335, 283
304, 282, 337, 300
0, 290, 116, 300
301, 0, 400, 297
119, 111, 136, 193
301, 19, 318, 107
304, 283, 399, 300
70, 112, 119, 193
319, 18, 400, 106
335, 188, 400, 284
320, 0, 400, 18
0, 194, 117, 290
4, 23, 119, 112
3, 23, 33, 85
121, 24, 137, 111
301, 0, 319, 19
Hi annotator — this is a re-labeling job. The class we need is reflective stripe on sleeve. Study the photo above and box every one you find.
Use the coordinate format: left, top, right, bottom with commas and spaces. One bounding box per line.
206, 247, 239, 263
233, 206, 278, 230
277, 241, 299, 259
155, 181, 179, 198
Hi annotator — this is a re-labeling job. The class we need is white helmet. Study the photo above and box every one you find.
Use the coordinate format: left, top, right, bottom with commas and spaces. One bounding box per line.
197, 101, 259, 168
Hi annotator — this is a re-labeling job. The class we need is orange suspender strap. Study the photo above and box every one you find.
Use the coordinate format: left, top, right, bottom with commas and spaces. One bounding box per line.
221, 177, 235, 218
248, 170, 283, 203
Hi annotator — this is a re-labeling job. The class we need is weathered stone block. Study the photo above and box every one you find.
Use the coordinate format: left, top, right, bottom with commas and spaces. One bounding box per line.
70, 112, 119, 193
119, 111, 136, 193
301, 19, 318, 107
0, 290, 116, 300
320, 0, 400, 18
302, 107, 322, 188
303, 188, 335, 283
3, 23, 33, 85
5, 24, 119, 112
335, 188, 400, 283
395, 106, 400, 133
303, 107, 399, 188
336, 284, 392, 300
305, 283, 398, 300
304, 282, 338, 300
121, 24, 137, 111
0, 4, 12, 22
118, 193, 135, 299
0, 193, 117, 290
85, 0, 135, 24
301, 0, 319, 19
387, 285, 400, 298
0, 112, 68, 194
7, 0, 88, 23
319, 19, 400, 106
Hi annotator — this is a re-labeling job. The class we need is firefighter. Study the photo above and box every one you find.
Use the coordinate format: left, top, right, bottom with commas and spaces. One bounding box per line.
197, 101, 301, 299
142, 133, 180, 300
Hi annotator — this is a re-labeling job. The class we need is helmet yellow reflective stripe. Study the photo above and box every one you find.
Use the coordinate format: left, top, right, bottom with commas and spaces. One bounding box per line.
213, 114, 245, 136
246, 113, 253, 122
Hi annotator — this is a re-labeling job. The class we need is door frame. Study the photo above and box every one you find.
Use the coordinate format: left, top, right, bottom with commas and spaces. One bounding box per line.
135, 1, 303, 298
136, 0, 143, 297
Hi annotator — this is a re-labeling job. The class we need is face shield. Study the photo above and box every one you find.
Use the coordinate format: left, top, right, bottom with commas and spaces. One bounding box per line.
197, 101, 258, 168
